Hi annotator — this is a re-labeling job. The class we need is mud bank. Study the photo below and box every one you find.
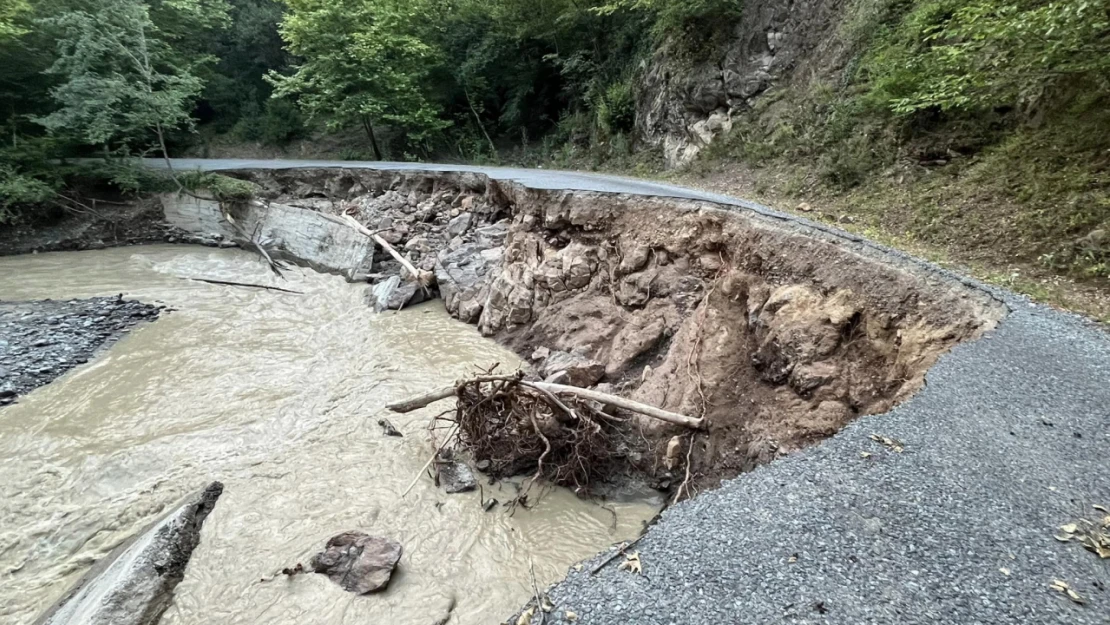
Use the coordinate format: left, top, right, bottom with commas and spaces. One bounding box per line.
0, 199, 184, 257
163, 167, 1006, 490
0, 296, 162, 405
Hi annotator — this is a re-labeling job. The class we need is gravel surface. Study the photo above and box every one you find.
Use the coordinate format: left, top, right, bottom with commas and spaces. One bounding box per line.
0, 296, 162, 405
156, 159, 1110, 623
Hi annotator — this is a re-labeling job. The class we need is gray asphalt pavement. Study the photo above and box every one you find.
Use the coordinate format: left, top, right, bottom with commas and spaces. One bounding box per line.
163, 159, 1109, 623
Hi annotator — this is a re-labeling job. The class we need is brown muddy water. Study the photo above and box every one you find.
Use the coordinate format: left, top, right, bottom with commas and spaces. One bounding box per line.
0, 245, 659, 625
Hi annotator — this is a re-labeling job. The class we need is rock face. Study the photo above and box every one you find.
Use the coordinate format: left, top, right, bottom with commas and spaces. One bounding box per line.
636, 0, 846, 167
311, 532, 402, 594
1, 296, 163, 405
33, 482, 224, 625
436, 244, 502, 322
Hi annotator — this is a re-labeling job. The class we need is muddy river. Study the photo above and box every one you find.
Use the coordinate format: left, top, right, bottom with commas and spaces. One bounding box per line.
0, 245, 658, 625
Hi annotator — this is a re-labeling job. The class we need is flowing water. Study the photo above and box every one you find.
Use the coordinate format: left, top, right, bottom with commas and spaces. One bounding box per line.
0, 245, 659, 625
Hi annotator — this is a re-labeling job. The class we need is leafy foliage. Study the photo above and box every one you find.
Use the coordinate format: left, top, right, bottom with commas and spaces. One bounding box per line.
34, 0, 219, 153
0, 0, 30, 39
269, 0, 448, 154
862, 0, 1110, 116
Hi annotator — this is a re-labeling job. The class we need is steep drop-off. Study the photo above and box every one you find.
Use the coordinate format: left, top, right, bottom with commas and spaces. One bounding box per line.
165, 167, 1005, 492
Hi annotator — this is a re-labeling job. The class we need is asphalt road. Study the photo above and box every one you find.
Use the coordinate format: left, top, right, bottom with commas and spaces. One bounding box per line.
163, 159, 1110, 624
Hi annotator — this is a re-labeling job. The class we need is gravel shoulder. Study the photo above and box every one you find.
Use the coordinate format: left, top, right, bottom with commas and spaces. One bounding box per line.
0, 296, 162, 405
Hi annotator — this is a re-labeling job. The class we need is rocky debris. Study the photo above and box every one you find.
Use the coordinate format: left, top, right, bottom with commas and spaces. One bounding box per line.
1, 296, 163, 405
377, 419, 403, 437
310, 532, 402, 594
34, 482, 223, 625
438, 457, 478, 493
218, 168, 1002, 493
435, 244, 502, 322
541, 350, 605, 387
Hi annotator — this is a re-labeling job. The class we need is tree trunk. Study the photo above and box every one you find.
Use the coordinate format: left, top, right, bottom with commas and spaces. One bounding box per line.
361, 116, 383, 161
463, 83, 498, 158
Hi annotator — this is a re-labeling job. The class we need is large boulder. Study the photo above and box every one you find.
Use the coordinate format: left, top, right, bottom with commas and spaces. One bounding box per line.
34, 483, 224, 625
311, 532, 402, 594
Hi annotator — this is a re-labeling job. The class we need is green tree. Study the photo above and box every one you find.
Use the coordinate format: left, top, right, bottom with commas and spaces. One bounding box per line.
35, 0, 228, 159
0, 0, 30, 38
864, 0, 1110, 117
270, 0, 447, 159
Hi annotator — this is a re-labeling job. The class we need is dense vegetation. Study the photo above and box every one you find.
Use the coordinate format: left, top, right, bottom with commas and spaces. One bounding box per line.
700, 0, 1109, 285
0, 0, 740, 223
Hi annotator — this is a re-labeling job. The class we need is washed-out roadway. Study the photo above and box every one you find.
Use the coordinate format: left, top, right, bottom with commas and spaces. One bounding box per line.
158, 159, 1110, 624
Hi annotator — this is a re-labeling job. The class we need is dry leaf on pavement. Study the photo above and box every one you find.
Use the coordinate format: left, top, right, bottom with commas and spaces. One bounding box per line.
1050, 579, 1086, 605
619, 552, 642, 575
869, 434, 904, 452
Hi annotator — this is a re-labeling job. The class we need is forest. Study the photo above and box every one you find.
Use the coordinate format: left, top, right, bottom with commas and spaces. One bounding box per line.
0, 0, 736, 219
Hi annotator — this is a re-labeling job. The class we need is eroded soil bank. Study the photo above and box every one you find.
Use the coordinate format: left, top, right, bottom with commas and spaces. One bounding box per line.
173, 168, 1008, 492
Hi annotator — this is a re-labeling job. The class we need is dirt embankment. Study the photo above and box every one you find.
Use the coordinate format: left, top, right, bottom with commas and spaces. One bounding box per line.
219, 168, 1006, 493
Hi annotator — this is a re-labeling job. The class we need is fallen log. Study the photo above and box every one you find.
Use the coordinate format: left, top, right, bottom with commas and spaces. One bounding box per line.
387, 377, 705, 430
339, 214, 434, 287
184, 277, 304, 294
386, 386, 455, 413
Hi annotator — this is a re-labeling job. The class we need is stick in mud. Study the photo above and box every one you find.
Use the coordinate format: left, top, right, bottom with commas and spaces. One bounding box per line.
184, 277, 304, 294
387, 378, 704, 430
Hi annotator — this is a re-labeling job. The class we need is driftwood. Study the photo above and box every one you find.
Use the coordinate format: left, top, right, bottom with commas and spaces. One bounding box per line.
386, 387, 456, 413
339, 214, 434, 287
387, 377, 704, 430
184, 277, 304, 294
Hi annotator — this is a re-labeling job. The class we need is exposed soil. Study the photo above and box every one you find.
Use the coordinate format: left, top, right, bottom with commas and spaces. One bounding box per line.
0, 296, 163, 406
219, 168, 1007, 495
0, 196, 236, 257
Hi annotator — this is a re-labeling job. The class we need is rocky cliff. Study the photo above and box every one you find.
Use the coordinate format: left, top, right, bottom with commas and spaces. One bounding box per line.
638, 0, 847, 167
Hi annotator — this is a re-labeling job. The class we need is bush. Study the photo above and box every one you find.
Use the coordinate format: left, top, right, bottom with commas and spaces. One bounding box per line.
596, 79, 637, 137
231, 99, 305, 145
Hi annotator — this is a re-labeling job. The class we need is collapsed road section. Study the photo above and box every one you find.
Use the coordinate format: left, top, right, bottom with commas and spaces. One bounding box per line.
162, 166, 1005, 494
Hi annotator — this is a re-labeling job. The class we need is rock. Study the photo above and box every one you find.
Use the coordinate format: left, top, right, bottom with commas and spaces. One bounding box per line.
435, 244, 502, 323
370, 276, 419, 312
404, 235, 437, 254
474, 221, 509, 248
619, 245, 650, 274
34, 483, 223, 625
542, 351, 605, 387
438, 460, 477, 493
531, 346, 551, 362
475, 459, 491, 471
789, 361, 839, 395
377, 419, 403, 437
664, 436, 684, 470
446, 212, 473, 237
606, 316, 667, 377
482, 498, 498, 512
310, 532, 402, 594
